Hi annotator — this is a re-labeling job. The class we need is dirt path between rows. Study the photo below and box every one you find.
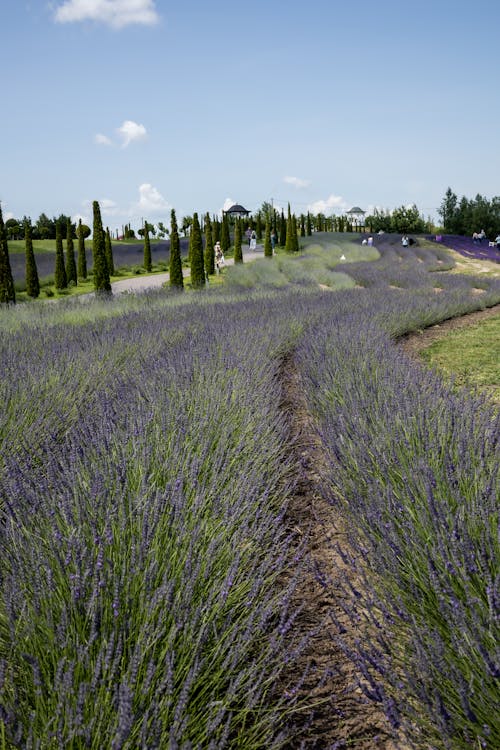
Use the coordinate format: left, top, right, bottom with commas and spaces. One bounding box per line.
278, 303, 499, 748
279, 354, 405, 750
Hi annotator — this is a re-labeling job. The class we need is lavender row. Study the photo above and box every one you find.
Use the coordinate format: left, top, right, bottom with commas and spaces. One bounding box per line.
0, 294, 306, 748
296, 287, 499, 749
1, 244, 499, 747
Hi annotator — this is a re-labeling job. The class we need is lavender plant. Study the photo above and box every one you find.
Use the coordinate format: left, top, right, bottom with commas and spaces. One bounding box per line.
296, 288, 499, 749
0, 239, 499, 749
0, 296, 307, 748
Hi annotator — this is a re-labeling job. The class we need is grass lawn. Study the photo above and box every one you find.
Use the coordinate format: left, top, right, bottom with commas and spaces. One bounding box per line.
419, 313, 500, 404
8, 239, 59, 254
8, 238, 169, 254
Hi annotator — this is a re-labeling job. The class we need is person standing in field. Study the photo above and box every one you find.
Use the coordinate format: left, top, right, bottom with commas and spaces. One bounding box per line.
270, 229, 277, 254
250, 230, 257, 251
214, 241, 225, 272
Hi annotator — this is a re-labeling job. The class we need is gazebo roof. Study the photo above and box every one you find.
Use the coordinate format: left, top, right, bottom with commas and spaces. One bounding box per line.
346, 206, 365, 214
225, 203, 250, 215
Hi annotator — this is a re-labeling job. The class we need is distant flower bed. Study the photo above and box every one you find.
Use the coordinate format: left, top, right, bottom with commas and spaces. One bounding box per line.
430, 234, 500, 263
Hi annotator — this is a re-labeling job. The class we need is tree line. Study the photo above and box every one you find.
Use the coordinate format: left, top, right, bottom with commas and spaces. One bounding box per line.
0, 201, 305, 303
0, 197, 447, 305
438, 188, 500, 238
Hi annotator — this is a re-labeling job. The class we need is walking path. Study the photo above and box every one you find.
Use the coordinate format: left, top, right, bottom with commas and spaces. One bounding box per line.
110, 246, 264, 295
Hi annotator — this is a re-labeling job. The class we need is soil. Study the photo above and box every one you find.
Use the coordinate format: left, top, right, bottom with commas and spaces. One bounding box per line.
279, 354, 405, 750
279, 303, 500, 748
399, 303, 500, 357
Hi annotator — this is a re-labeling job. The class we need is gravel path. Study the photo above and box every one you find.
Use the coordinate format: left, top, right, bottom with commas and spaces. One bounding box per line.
110, 246, 264, 295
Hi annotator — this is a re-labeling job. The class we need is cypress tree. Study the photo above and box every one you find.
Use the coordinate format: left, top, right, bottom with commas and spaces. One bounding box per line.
306, 212, 312, 236
256, 212, 263, 241
292, 214, 299, 252
285, 204, 294, 253
66, 218, 77, 285
279, 210, 286, 247
264, 219, 272, 258
169, 208, 184, 289
54, 220, 67, 289
25, 220, 40, 298
77, 219, 87, 279
105, 227, 115, 276
92, 201, 111, 294
233, 217, 243, 263
204, 212, 215, 276
221, 213, 230, 258
189, 212, 205, 288
212, 216, 220, 244
0, 204, 16, 304
143, 223, 152, 272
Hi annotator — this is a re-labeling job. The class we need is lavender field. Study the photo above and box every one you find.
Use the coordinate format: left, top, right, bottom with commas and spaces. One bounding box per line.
0, 238, 499, 748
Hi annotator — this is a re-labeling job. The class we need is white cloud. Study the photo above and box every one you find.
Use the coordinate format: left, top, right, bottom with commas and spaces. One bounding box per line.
54, 0, 160, 29
117, 120, 147, 147
134, 183, 170, 215
284, 175, 311, 189
94, 133, 113, 146
308, 194, 348, 215
222, 197, 235, 211
100, 198, 120, 215
71, 212, 90, 225
93, 120, 147, 148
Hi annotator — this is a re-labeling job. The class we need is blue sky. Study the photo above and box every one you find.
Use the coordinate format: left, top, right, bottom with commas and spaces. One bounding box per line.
2, 0, 500, 232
